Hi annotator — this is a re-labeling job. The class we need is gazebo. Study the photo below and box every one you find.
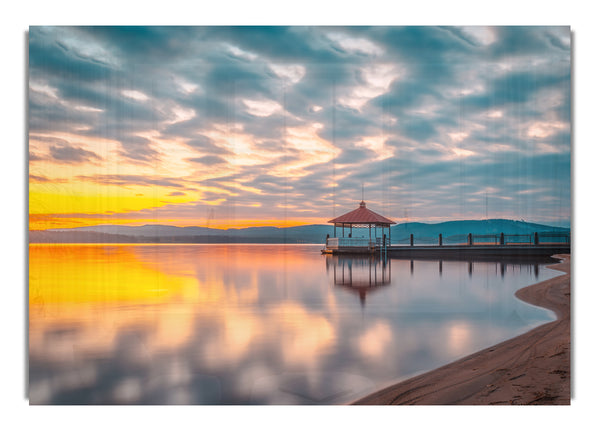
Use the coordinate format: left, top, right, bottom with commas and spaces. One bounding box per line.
323, 201, 396, 253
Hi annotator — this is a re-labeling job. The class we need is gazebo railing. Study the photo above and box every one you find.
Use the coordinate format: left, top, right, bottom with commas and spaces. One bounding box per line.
327, 237, 390, 249
327, 238, 372, 248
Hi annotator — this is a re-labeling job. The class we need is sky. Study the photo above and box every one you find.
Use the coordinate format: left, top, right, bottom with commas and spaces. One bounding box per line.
28, 26, 571, 230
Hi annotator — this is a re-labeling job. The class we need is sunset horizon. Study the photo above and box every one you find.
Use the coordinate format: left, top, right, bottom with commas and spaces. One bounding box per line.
30, 213, 571, 232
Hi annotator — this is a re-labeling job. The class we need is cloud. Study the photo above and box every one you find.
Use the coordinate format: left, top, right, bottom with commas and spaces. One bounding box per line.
118, 136, 160, 163
338, 63, 404, 110
224, 43, 258, 61
188, 155, 227, 165
49, 143, 102, 164
76, 174, 184, 188
268, 63, 306, 85
242, 98, 282, 117
28, 26, 571, 228
29, 174, 65, 183
459, 27, 498, 46
326, 32, 384, 56
29, 152, 44, 162
121, 90, 150, 102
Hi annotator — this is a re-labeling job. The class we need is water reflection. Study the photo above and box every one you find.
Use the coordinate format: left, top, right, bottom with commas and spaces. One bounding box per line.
326, 255, 391, 306
29, 244, 559, 405
327, 254, 545, 306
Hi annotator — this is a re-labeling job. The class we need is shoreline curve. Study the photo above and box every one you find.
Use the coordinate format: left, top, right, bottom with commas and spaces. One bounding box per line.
353, 254, 571, 405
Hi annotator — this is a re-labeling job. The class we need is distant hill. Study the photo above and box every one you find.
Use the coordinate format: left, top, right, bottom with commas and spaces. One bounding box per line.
391, 219, 569, 243
30, 219, 569, 244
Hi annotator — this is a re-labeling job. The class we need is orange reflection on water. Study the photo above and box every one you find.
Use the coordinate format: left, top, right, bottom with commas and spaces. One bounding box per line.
29, 245, 207, 363
29, 244, 201, 305
28, 244, 338, 404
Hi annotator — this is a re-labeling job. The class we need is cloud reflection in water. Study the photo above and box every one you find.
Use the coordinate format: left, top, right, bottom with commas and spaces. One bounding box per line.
29, 244, 557, 404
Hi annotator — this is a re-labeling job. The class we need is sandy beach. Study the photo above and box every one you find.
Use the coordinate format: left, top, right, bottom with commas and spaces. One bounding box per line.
354, 254, 571, 405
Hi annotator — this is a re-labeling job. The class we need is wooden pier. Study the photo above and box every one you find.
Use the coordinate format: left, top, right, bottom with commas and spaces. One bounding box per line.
323, 243, 570, 259
322, 229, 570, 259
322, 201, 569, 259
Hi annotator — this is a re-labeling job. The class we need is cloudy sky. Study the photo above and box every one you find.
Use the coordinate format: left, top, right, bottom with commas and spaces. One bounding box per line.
28, 26, 571, 230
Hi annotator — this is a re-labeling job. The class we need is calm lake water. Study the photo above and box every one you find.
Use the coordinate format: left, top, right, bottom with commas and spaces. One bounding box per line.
28, 244, 560, 405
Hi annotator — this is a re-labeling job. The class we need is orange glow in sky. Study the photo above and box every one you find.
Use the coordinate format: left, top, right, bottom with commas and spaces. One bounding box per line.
28, 126, 338, 230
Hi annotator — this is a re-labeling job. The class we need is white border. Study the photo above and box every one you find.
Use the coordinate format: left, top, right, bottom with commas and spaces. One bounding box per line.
4, 1, 597, 429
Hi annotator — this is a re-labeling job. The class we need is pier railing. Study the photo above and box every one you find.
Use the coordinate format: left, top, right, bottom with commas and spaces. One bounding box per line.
393, 231, 570, 246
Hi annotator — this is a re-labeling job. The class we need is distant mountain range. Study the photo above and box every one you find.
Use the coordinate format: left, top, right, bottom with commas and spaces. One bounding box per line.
29, 219, 570, 244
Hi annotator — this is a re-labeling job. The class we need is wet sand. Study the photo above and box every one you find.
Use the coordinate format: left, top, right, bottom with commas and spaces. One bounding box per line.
354, 254, 571, 405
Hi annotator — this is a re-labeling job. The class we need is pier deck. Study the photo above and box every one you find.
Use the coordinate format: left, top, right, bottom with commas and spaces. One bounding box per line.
323, 243, 570, 259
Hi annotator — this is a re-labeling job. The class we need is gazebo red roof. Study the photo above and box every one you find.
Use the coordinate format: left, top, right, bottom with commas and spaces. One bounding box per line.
328, 201, 396, 225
